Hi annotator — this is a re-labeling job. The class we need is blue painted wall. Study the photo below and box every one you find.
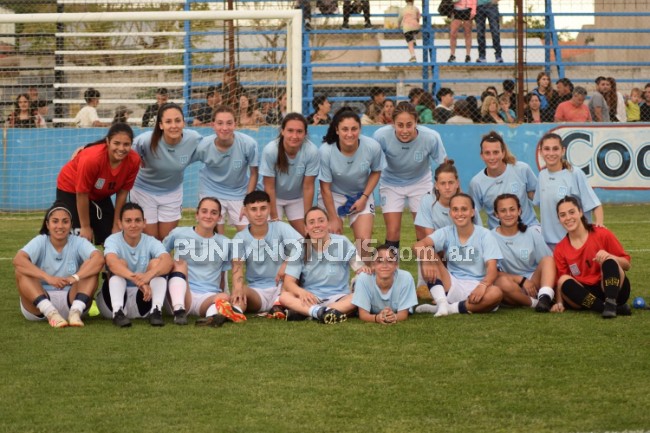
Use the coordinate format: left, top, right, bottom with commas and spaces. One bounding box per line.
2, 124, 649, 211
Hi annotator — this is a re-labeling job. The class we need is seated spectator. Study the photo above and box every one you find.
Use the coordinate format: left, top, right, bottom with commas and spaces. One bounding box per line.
532, 72, 559, 113
556, 78, 574, 104
606, 77, 626, 122
28, 86, 40, 112
408, 87, 425, 106
381, 99, 395, 124
588, 76, 611, 122
416, 92, 437, 124
193, 85, 223, 126
370, 87, 386, 109
8, 94, 37, 128
484, 85, 498, 98
142, 87, 168, 127
265, 90, 288, 125
498, 94, 516, 123
112, 105, 133, 125
236, 92, 265, 128
74, 88, 108, 128
446, 99, 474, 124
626, 88, 642, 122
554, 86, 592, 123
523, 92, 553, 123
361, 101, 383, 125
465, 96, 482, 123
500, 79, 517, 114
306, 95, 332, 125
641, 83, 650, 122
342, 0, 372, 29
481, 95, 504, 124
434, 87, 455, 124
36, 100, 49, 128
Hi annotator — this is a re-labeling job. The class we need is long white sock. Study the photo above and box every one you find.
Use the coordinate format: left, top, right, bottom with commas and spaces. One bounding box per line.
36, 298, 56, 317
538, 286, 555, 299
429, 284, 449, 317
529, 297, 539, 308
168, 276, 186, 311
109, 276, 127, 314
206, 304, 217, 317
149, 276, 167, 312
447, 302, 460, 315
71, 299, 86, 313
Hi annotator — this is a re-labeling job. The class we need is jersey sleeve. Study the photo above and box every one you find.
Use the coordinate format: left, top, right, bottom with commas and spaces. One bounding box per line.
430, 227, 449, 254
149, 237, 169, 259
161, 230, 176, 252
553, 241, 571, 277
74, 152, 101, 194
122, 152, 141, 191
75, 237, 99, 262
396, 271, 418, 312
103, 234, 121, 257
20, 235, 46, 265
601, 228, 630, 263
304, 142, 320, 177
481, 230, 504, 261
414, 195, 434, 228
368, 138, 387, 172
247, 136, 260, 168
573, 169, 601, 212
318, 145, 333, 183
351, 273, 373, 312
258, 143, 277, 178
522, 162, 538, 193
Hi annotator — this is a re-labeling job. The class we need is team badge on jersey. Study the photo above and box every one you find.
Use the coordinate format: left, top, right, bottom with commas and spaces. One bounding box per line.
295, 164, 305, 175
510, 182, 520, 194
179, 155, 189, 164
569, 262, 581, 276
94, 178, 105, 189
234, 160, 242, 169
327, 264, 338, 275
360, 161, 369, 172
67, 261, 77, 274
414, 151, 424, 162
557, 186, 568, 199
519, 249, 530, 262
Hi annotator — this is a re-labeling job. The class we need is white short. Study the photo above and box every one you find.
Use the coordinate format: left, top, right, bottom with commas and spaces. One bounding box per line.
275, 197, 304, 222
318, 191, 374, 226
163, 290, 219, 317
130, 187, 183, 223
380, 173, 433, 213
220, 199, 249, 227
315, 293, 349, 307
20, 290, 70, 321
447, 275, 481, 304
250, 285, 282, 313
96, 286, 150, 319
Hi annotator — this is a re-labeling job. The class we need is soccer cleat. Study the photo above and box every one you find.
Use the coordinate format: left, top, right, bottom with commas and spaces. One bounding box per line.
465, 55, 471, 63
285, 309, 309, 321
216, 299, 247, 322
112, 309, 132, 328
47, 311, 68, 328
173, 308, 188, 326
447, 55, 456, 63
68, 309, 84, 327
415, 304, 438, 314
195, 314, 227, 328
602, 299, 617, 319
616, 303, 632, 316
320, 308, 347, 324
149, 307, 165, 326
535, 295, 553, 313
268, 305, 287, 320
304, 21, 312, 31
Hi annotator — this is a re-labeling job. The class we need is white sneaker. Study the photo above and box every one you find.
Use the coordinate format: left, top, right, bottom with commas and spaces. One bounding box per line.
68, 309, 84, 327
434, 301, 449, 317
47, 311, 68, 328
415, 304, 438, 314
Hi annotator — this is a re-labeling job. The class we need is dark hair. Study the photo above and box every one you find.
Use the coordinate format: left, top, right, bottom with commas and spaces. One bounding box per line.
453, 99, 472, 119
197, 197, 222, 233
450, 192, 476, 211
14, 93, 31, 111
419, 92, 437, 111
436, 87, 454, 101
276, 112, 308, 174
502, 79, 515, 92
525, 92, 541, 106
156, 88, 169, 95
605, 77, 618, 113
303, 206, 330, 263
323, 107, 360, 146
243, 190, 271, 206
538, 132, 571, 170
595, 76, 607, 84
120, 202, 144, 220
373, 243, 398, 261
40, 201, 73, 235
83, 87, 101, 103
150, 102, 184, 157
433, 160, 459, 200
312, 95, 328, 112
206, 84, 222, 98
573, 86, 587, 97
212, 104, 236, 122
556, 195, 594, 232
480, 130, 516, 165
83, 123, 134, 150
494, 193, 528, 233
392, 101, 419, 122
370, 87, 385, 99
556, 78, 574, 92
408, 87, 425, 102
237, 91, 258, 118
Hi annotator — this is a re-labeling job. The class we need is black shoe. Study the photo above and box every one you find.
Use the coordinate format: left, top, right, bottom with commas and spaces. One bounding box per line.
149, 307, 165, 326
465, 55, 471, 63
320, 308, 347, 324
447, 55, 456, 63
364, 21, 372, 28
286, 309, 309, 321
602, 299, 617, 319
195, 314, 227, 328
616, 303, 632, 316
173, 308, 188, 325
268, 304, 287, 320
305, 21, 312, 31
535, 295, 552, 313
112, 309, 131, 328
342, 22, 349, 29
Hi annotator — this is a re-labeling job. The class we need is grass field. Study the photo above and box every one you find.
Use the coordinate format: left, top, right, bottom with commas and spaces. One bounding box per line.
1, 205, 650, 433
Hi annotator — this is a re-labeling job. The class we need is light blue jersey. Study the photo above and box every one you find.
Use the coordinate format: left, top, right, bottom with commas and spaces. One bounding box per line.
351, 270, 418, 314
492, 228, 551, 278
415, 194, 482, 229
21, 235, 98, 288
469, 162, 539, 229
259, 139, 320, 200
162, 227, 232, 294
232, 221, 302, 289
197, 131, 259, 200
431, 224, 503, 280
285, 234, 356, 300
104, 232, 168, 285
318, 135, 386, 196
533, 168, 601, 245
132, 129, 202, 194
372, 124, 447, 187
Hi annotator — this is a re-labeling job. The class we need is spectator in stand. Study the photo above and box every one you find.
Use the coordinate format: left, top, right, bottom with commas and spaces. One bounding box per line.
498, 94, 516, 124
531, 72, 559, 113
399, 0, 421, 63
589, 76, 611, 122
408, 87, 425, 106
193, 85, 223, 126
381, 99, 395, 124
625, 88, 642, 122
142, 88, 169, 128
465, 96, 482, 123
112, 105, 133, 125
475, 0, 503, 63
554, 86, 592, 123
28, 86, 40, 112
606, 77, 626, 122
446, 99, 474, 124
485, 86, 498, 98
306, 95, 332, 125
448, 0, 477, 63
8, 94, 37, 128
74, 88, 108, 128
361, 101, 384, 125
481, 95, 504, 124
296, 0, 313, 31
416, 92, 437, 124
370, 87, 386, 110
523, 92, 552, 123
556, 78, 574, 104
236, 92, 265, 128
500, 79, 517, 114
434, 87, 455, 124
265, 90, 288, 125
640, 83, 650, 122
36, 100, 49, 128
342, 0, 372, 29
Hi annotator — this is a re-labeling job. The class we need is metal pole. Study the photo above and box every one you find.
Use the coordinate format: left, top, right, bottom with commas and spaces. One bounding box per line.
516, 0, 525, 122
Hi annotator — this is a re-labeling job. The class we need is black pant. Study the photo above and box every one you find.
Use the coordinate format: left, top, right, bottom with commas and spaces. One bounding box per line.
343, 0, 370, 23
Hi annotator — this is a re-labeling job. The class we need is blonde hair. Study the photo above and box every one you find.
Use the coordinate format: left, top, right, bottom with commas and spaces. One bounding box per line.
630, 87, 642, 97
480, 131, 516, 165
481, 95, 498, 117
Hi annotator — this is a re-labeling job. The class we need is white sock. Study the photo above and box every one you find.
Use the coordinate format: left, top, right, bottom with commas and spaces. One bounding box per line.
71, 299, 86, 313
149, 276, 167, 312
108, 275, 127, 314
206, 304, 217, 317
429, 284, 449, 317
309, 305, 321, 319
36, 298, 56, 317
529, 297, 539, 308
538, 287, 555, 299
415, 304, 438, 314
447, 302, 460, 315
168, 276, 186, 311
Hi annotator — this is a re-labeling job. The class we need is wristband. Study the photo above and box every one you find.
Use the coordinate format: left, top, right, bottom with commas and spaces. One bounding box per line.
71, 273, 80, 282
518, 277, 526, 288
361, 193, 369, 198
374, 314, 379, 323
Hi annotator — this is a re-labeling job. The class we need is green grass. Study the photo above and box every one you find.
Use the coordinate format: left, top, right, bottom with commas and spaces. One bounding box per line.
2, 206, 650, 433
